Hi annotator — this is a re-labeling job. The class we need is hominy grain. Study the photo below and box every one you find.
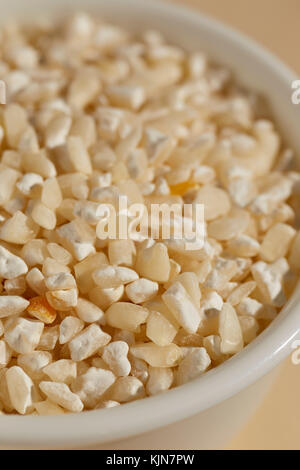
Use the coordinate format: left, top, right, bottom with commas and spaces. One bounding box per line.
0, 13, 298, 415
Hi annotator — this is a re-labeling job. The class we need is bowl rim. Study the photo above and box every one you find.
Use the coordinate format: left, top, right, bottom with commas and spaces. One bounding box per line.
0, 0, 300, 448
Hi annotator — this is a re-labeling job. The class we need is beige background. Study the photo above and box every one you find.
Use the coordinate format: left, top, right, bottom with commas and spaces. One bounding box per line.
167, 0, 300, 450
168, 0, 300, 74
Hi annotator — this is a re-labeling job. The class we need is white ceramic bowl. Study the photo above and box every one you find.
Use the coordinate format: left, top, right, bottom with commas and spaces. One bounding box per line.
1, 0, 300, 450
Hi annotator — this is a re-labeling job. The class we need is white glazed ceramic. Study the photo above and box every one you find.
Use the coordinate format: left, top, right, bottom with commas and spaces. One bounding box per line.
0, 0, 300, 450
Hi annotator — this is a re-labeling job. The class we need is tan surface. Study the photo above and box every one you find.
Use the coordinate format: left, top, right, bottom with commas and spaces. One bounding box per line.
229, 358, 300, 450
167, 0, 300, 450
167, 0, 300, 74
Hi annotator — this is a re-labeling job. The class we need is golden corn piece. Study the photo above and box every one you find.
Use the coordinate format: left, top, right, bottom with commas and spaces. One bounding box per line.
27, 296, 57, 324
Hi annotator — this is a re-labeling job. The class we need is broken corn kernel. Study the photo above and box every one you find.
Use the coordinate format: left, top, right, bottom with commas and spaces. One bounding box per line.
27, 296, 57, 324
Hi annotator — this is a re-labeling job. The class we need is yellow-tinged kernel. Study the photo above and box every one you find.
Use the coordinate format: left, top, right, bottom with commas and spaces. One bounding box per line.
27, 296, 57, 324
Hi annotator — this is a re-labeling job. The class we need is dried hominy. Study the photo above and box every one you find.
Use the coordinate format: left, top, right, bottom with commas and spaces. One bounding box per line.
39, 381, 83, 412
176, 347, 211, 385
5, 318, 44, 354
71, 367, 115, 408
74, 298, 105, 324
102, 341, 131, 377
69, 324, 111, 361
6, 366, 35, 415
0, 13, 298, 416
43, 360, 77, 384
17, 351, 52, 380
59, 316, 84, 344
0, 296, 29, 318
162, 282, 202, 334
109, 376, 145, 403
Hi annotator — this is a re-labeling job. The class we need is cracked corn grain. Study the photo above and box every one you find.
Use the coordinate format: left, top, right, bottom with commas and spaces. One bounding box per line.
0, 12, 299, 416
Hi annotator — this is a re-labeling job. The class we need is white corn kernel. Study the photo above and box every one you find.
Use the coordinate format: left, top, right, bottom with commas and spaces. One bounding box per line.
130, 343, 181, 367
145, 127, 175, 166
194, 186, 231, 221
3, 104, 28, 148
236, 297, 263, 317
38, 326, 59, 351
56, 136, 92, 175
4, 276, 26, 296
92, 265, 138, 288
110, 376, 145, 403
59, 316, 84, 345
39, 381, 83, 413
203, 335, 225, 363
146, 311, 177, 346
57, 219, 96, 261
43, 359, 77, 384
31, 201, 57, 230
0, 211, 39, 245
17, 351, 52, 380
45, 272, 76, 291
106, 85, 145, 110
162, 282, 202, 334
176, 272, 201, 308
260, 223, 296, 262
41, 177, 63, 210
0, 296, 29, 318
6, 366, 35, 415
75, 298, 105, 324
113, 330, 135, 346
208, 209, 250, 241
130, 357, 149, 384
96, 400, 120, 409
73, 200, 101, 225
219, 303, 244, 355
89, 285, 124, 311
5, 317, 44, 354
177, 347, 211, 385
68, 71, 101, 110
239, 315, 259, 344
227, 281, 257, 306
0, 340, 12, 366
226, 235, 260, 258
74, 252, 108, 294
108, 239, 136, 267
146, 367, 173, 396
46, 288, 78, 311
45, 113, 72, 149
47, 243, 73, 266
42, 258, 71, 277
71, 367, 115, 409
251, 260, 286, 306
125, 278, 158, 304
0, 245, 28, 279
0, 368, 13, 412
16, 173, 43, 197
136, 243, 171, 282
204, 257, 238, 291
0, 167, 20, 205
69, 324, 111, 361
23, 150, 57, 178
71, 115, 96, 149
21, 239, 48, 267
201, 290, 223, 312
106, 302, 149, 332
102, 341, 131, 377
